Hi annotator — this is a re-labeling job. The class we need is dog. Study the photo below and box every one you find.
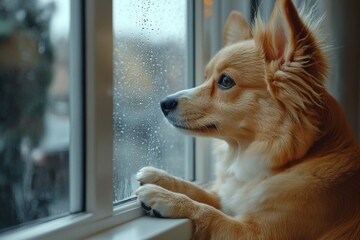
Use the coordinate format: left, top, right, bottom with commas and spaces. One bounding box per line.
135, 0, 360, 239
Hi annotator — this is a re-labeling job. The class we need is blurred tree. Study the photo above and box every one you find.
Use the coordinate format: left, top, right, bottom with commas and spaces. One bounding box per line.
0, 0, 54, 229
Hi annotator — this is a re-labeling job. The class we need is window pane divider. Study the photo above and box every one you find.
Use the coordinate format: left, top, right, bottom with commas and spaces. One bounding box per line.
70, 0, 85, 214
85, 0, 114, 219
193, 0, 213, 185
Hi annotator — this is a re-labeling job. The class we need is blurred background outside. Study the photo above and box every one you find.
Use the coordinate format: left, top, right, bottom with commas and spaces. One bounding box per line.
0, 0, 70, 231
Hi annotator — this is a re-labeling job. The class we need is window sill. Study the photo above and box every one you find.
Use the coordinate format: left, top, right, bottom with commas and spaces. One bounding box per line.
0, 203, 192, 240
89, 216, 192, 240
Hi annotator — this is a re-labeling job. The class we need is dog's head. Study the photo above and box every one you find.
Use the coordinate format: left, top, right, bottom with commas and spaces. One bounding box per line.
161, 0, 328, 167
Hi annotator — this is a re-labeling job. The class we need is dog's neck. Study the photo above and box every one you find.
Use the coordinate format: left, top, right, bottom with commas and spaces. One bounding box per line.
308, 93, 358, 156
220, 139, 271, 182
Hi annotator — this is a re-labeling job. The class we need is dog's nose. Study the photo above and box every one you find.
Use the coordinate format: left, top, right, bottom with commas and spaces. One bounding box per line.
160, 97, 178, 116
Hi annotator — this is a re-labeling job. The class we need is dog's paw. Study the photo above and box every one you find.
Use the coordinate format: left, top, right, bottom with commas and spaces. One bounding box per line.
135, 184, 191, 218
136, 166, 170, 186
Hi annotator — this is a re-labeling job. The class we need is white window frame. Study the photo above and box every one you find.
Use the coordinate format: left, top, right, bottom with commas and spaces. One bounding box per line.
0, 0, 230, 239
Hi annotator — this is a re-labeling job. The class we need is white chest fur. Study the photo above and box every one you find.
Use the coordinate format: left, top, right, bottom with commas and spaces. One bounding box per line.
214, 143, 270, 216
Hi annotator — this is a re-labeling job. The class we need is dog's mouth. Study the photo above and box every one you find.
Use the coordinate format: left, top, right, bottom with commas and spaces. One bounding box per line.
171, 123, 217, 132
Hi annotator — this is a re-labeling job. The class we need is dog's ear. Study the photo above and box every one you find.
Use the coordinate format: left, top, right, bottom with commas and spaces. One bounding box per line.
256, 0, 306, 63
223, 11, 252, 46
255, 0, 326, 73
254, 0, 328, 110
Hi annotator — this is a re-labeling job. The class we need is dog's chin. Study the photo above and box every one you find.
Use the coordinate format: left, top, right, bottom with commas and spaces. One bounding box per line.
170, 122, 217, 134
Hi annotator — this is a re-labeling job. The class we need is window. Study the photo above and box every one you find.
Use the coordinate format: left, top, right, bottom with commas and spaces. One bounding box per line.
0, 0, 73, 231
1, 0, 200, 237
112, 0, 194, 204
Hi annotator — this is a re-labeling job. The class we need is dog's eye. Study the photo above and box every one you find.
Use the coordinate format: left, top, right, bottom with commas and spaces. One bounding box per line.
217, 75, 235, 90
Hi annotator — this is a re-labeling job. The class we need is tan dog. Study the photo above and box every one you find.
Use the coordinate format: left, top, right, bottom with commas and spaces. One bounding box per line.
135, 0, 360, 239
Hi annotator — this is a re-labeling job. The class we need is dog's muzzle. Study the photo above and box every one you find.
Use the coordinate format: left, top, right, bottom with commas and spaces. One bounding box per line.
160, 90, 218, 132
160, 88, 196, 117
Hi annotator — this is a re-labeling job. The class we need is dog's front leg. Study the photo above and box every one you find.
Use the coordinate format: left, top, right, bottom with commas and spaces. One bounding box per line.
136, 184, 258, 240
136, 166, 220, 209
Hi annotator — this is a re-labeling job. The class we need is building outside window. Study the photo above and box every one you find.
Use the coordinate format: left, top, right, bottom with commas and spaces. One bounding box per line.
0, 0, 71, 230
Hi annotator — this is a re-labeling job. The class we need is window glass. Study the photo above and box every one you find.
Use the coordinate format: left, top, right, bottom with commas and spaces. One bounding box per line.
0, 0, 70, 230
113, 0, 192, 203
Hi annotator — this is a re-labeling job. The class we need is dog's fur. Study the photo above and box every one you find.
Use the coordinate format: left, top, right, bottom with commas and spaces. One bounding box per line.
135, 0, 360, 239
